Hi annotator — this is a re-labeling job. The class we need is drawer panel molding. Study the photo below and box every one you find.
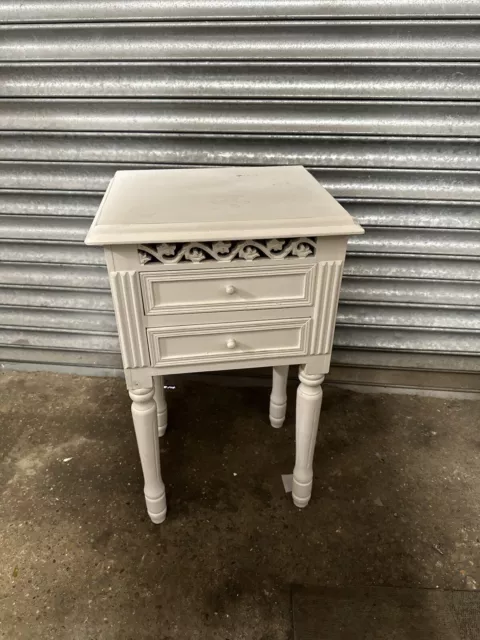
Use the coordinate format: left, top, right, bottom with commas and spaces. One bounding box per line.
147, 317, 311, 368
110, 270, 149, 368
140, 263, 316, 315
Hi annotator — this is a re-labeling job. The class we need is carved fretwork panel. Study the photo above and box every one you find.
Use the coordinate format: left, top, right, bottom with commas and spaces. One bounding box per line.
138, 237, 317, 265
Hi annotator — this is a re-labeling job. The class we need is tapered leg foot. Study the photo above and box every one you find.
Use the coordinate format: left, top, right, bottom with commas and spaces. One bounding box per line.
130, 386, 167, 524
154, 376, 168, 437
270, 365, 289, 428
293, 367, 324, 508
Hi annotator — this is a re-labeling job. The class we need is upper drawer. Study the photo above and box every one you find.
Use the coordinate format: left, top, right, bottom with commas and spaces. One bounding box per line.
140, 263, 316, 315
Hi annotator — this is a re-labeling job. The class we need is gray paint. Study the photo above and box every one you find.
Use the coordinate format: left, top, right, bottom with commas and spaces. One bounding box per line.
1, 7, 479, 376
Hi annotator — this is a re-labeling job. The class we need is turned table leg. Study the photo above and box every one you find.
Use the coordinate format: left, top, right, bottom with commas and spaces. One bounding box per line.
154, 376, 168, 437
269, 365, 289, 428
129, 386, 167, 524
292, 366, 325, 508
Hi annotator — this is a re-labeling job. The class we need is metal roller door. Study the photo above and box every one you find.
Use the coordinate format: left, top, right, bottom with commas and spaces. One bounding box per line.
1, 1, 480, 387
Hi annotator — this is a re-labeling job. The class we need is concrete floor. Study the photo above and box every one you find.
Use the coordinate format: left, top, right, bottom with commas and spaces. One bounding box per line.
0, 370, 479, 639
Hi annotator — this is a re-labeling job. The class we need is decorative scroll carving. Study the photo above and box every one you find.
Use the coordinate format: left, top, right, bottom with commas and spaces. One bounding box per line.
138, 237, 316, 265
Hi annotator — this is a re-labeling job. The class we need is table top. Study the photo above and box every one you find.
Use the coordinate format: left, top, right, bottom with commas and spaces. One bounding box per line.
85, 165, 363, 245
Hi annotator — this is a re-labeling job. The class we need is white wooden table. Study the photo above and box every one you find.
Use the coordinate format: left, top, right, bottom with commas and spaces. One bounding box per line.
85, 166, 363, 523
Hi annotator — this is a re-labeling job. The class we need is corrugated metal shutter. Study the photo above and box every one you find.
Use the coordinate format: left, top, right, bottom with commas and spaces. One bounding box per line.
1, 1, 480, 379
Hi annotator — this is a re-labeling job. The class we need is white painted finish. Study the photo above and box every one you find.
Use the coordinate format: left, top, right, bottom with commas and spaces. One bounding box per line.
109, 270, 149, 368
128, 351, 330, 380
154, 376, 168, 437
147, 317, 311, 368
270, 365, 289, 428
129, 386, 167, 523
140, 263, 316, 315
110, 234, 348, 271
138, 237, 317, 264
85, 165, 363, 523
310, 260, 344, 354
292, 367, 325, 508
84, 166, 364, 245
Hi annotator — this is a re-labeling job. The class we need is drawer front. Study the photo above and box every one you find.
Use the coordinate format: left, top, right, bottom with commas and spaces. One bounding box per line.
140, 264, 315, 315
147, 317, 311, 367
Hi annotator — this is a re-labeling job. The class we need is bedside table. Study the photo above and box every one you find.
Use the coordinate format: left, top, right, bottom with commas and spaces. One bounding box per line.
85, 165, 363, 524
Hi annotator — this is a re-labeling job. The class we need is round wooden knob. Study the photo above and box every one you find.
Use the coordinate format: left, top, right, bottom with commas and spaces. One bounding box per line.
226, 338, 237, 349
225, 284, 236, 295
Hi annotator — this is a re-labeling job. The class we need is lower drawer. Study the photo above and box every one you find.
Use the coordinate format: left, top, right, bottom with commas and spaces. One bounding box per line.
147, 317, 311, 367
